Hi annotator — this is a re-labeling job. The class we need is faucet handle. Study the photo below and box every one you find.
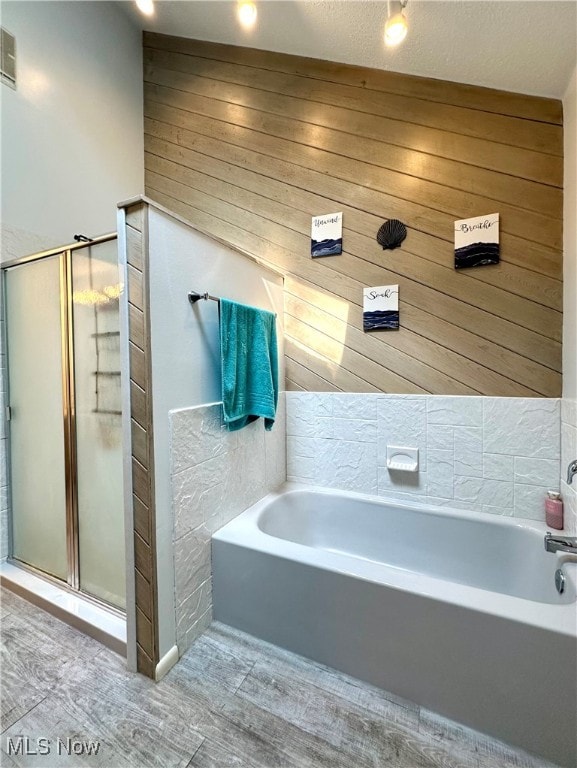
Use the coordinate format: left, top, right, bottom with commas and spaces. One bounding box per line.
567, 459, 577, 485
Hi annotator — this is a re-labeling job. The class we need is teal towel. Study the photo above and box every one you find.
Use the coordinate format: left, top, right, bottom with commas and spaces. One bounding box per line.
220, 298, 279, 432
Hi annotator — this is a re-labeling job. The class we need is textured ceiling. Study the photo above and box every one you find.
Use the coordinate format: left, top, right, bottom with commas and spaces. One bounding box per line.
122, 0, 577, 98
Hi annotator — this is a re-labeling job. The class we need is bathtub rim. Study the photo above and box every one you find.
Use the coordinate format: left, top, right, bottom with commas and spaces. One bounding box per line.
213, 482, 577, 638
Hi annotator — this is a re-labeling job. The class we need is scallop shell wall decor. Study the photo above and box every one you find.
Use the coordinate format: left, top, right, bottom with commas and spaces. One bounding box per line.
377, 219, 407, 250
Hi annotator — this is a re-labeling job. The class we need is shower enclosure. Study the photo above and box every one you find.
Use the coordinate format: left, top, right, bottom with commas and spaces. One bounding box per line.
2, 235, 126, 610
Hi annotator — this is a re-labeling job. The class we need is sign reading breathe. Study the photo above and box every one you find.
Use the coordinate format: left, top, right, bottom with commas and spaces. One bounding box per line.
454, 213, 500, 269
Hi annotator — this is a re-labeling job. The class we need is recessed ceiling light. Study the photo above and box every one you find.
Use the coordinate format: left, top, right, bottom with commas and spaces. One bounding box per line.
135, 0, 154, 17
385, 0, 408, 47
237, 2, 257, 30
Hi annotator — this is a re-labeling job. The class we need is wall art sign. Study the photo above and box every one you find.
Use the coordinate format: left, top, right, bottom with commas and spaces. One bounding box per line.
311, 212, 343, 258
363, 285, 399, 331
454, 213, 499, 269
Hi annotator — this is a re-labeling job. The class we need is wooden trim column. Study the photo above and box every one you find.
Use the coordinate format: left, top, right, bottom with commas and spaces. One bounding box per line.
124, 202, 159, 678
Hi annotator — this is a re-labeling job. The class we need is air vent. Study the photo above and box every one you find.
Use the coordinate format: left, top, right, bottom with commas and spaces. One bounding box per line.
1, 27, 16, 89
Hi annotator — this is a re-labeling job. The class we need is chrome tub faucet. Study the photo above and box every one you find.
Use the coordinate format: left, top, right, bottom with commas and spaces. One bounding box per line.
544, 532, 577, 555
567, 459, 577, 485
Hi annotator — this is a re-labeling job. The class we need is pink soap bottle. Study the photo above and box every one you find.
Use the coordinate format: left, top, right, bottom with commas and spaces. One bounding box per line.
545, 490, 564, 530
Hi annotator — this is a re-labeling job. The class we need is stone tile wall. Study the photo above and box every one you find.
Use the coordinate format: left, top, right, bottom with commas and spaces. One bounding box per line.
170, 394, 286, 655
561, 398, 577, 533
287, 393, 562, 522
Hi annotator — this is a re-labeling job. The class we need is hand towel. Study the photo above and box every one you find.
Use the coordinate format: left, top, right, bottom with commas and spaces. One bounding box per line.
220, 298, 278, 432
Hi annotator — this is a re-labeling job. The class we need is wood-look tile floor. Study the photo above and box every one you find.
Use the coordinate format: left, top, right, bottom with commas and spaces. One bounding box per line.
0, 587, 557, 768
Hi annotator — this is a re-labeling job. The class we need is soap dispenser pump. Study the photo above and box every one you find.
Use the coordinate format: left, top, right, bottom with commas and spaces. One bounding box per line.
545, 491, 563, 530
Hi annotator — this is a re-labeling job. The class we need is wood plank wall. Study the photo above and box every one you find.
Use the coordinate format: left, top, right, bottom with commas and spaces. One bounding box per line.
143, 32, 563, 397
124, 202, 159, 679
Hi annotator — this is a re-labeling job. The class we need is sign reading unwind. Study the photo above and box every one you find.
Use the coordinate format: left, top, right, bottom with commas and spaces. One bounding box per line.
311, 212, 343, 258
454, 213, 500, 269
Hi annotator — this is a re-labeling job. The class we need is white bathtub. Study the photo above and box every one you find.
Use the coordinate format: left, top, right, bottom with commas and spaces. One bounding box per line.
213, 485, 577, 767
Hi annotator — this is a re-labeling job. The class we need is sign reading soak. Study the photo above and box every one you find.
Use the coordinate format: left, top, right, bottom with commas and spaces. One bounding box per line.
454, 213, 500, 269
363, 285, 399, 331
311, 212, 343, 258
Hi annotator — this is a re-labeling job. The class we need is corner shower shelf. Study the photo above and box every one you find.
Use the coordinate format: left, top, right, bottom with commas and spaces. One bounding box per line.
92, 371, 121, 376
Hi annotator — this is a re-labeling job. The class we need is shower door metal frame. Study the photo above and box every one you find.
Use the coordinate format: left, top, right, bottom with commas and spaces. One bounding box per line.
2, 234, 119, 604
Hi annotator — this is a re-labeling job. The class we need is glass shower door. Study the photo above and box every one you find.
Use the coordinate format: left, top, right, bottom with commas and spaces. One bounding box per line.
71, 241, 126, 609
5, 256, 68, 580
4, 236, 125, 612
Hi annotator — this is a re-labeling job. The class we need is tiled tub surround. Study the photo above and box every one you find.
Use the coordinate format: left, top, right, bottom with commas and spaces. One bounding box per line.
287, 393, 563, 522
561, 398, 577, 533
170, 395, 286, 655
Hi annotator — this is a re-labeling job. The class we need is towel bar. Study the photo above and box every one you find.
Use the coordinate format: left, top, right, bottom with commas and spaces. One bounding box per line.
188, 291, 220, 304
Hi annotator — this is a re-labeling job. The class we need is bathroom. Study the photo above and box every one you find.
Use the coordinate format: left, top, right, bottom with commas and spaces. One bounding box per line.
1, 1, 576, 766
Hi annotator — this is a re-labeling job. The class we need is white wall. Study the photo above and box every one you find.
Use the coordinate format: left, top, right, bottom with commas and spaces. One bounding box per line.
563, 66, 577, 400
0, 0, 142, 578
0, 1, 143, 261
560, 66, 577, 531
148, 206, 284, 660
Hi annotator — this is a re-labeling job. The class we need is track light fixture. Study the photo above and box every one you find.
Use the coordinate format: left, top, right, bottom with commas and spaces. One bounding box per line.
385, 0, 408, 47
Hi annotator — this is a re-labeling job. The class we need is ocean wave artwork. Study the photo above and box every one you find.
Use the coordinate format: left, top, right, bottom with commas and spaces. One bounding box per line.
311, 212, 343, 258
311, 237, 343, 258
363, 310, 399, 331
454, 213, 499, 270
363, 284, 399, 332
455, 242, 499, 269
